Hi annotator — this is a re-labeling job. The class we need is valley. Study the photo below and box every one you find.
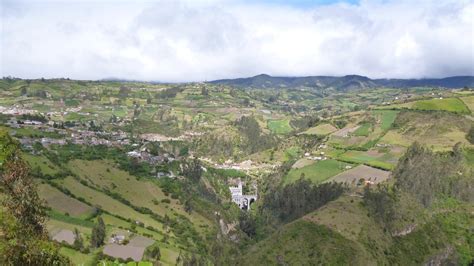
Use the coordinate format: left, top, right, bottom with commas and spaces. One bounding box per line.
0, 76, 473, 265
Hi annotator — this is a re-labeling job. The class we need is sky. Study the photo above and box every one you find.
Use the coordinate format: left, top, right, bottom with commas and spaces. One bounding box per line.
1, 0, 473, 82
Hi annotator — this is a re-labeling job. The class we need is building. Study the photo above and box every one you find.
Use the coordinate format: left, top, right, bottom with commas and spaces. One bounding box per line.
229, 180, 257, 211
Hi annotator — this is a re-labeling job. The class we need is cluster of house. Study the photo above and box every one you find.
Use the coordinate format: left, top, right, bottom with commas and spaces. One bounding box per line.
126, 149, 174, 165
0, 105, 37, 115
304, 151, 327, 161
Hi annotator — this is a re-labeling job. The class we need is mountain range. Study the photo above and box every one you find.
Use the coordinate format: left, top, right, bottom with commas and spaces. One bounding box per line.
209, 74, 474, 90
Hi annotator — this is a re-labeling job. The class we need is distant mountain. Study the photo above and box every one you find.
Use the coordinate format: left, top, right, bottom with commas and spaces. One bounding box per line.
209, 74, 474, 90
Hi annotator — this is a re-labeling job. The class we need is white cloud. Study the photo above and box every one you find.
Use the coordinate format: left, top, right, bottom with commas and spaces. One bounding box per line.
1, 0, 473, 81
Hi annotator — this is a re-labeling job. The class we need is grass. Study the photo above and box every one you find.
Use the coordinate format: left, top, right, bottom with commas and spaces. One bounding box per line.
337, 150, 395, 170
267, 119, 293, 134
412, 97, 470, 114
47, 209, 95, 228
284, 159, 351, 184
24, 154, 60, 176
374, 110, 399, 131
55, 176, 164, 231
460, 95, 474, 112
38, 182, 95, 217
353, 123, 372, 137
67, 160, 210, 228
242, 219, 370, 265
302, 123, 337, 135
60, 247, 96, 266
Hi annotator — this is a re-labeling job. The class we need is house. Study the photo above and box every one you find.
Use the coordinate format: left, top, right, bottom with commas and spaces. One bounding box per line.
109, 234, 126, 244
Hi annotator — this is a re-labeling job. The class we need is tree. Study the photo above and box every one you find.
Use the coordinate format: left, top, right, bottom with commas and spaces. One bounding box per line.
183, 158, 203, 182
20, 86, 27, 96
0, 132, 69, 264
239, 212, 257, 237
145, 244, 161, 262
91, 217, 106, 248
73, 228, 84, 250
466, 126, 474, 144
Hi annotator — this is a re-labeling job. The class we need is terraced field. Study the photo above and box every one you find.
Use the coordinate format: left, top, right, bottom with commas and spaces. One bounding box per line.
54, 176, 165, 231
67, 160, 211, 228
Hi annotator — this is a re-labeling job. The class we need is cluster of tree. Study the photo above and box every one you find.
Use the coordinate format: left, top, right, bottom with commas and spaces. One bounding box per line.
234, 116, 275, 154
290, 115, 320, 131
20, 113, 48, 123
0, 134, 69, 264
155, 86, 184, 99
363, 185, 398, 230
90, 217, 106, 248
264, 178, 345, 222
393, 142, 473, 206
466, 126, 474, 144
182, 158, 203, 182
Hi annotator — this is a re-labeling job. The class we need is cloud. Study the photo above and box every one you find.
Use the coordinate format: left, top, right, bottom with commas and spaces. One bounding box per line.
1, 0, 473, 81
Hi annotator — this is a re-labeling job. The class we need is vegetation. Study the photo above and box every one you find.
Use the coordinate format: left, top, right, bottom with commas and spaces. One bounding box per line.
0, 132, 69, 264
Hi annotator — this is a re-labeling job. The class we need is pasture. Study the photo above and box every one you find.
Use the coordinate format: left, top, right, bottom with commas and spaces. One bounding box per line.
67, 160, 210, 228
55, 176, 165, 230
285, 159, 352, 184
412, 97, 470, 114
460, 95, 474, 112
337, 150, 397, 170
38, 182, 95, 217
268, 119, 293, 134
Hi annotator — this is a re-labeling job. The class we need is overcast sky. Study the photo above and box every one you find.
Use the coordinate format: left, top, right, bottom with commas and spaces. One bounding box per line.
1, 0, 473, 82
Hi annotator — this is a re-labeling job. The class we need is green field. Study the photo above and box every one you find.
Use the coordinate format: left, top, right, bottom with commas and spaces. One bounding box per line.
268, 119, 293, 134
55, 176, 165, 231
24, 154, 60, 176
285, 159, 352, 184
412, 97, 470, 114
374, 110, 399, 131
353, 123, 372, 136
337, 150, 395, 170
302, 123, 337, 135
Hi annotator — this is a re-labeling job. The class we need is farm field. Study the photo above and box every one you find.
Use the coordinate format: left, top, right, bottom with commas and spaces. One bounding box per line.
412, 97, 470, 114
23, 154, 60, 176
302, 123, 337, 135
54, 176, 165, 231
460, 95, 474, 112
373, 110, 398, 131
285, 159, 352, 184
327, 165, 391, 185
67, 160, 211, 228
336, 149, 397, 170
37, 182, 95, 217
353, 123, 372, 136
268, 119, 293, 134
